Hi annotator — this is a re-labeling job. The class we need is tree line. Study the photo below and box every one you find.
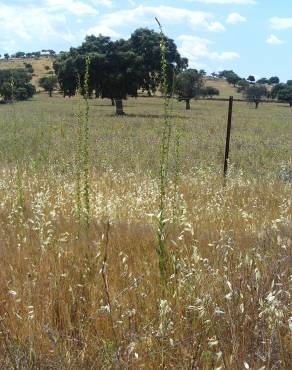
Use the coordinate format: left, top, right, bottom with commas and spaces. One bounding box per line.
1, 28, 292, 111
217, 70, 292, 108
0, 50, 56, 60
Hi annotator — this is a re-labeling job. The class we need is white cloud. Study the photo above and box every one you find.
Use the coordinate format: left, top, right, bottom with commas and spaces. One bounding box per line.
46, 0, 99, 15
178, 34, 240, 64
208, 21, 226, 31
266, 34, 284, 45
86, 25, 121, 38
86, 5, 226, 37
270, 17, 292, 30
187, 0, 256, 4
94, 0, 113, 6
0, 3, 75, 51
226, 12, 246, 24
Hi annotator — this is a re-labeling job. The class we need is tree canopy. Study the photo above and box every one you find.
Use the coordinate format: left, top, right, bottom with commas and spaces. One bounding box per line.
0, 68, 35, 102
175, 69, 204, 109
271, 82, 292, 106
244, 84, 268, 108
53, 29, 188, 114
278, 86, 292, 106
200, 86, 220, 98
39, 75, 58, 97
218, 70, 240, 87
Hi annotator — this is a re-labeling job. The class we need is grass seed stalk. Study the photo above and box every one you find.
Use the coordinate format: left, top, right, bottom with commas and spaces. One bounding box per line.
156, 18, 173, 282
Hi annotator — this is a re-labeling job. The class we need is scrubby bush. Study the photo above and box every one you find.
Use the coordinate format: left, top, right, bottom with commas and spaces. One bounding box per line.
0, 68, 35, 102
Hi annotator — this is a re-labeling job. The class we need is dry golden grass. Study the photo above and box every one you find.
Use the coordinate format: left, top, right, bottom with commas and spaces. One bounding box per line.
0, 168, 291, 369
0, 57, 54, 88
0, 94, 291, 369
205, 78, 241, 99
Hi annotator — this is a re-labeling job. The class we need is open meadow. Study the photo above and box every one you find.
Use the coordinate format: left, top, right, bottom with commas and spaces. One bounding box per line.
0, 94, 291, 369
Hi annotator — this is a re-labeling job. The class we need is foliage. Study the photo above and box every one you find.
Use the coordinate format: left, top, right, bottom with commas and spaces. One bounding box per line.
53, 30, 187, 113
256, 76, 280, 85
38, 75, 58, 97
257, 77, 269, 85
237, 78, 250, 92
23, 63, 34, 73
218, 70, 241, 86
247, 75, 255, 83
200, 86, 220, 98
269, 76, 280, 84
0, 68, 35, 101
175, 69, 204, 109
277, 85, 292, 106
270, 83, 286, 99
130, 28, 187, 95
244, 84, 268, 107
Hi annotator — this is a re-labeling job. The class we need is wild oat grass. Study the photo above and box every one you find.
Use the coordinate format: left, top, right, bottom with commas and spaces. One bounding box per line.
0, 168, 291, 369
0, 93, 291, 368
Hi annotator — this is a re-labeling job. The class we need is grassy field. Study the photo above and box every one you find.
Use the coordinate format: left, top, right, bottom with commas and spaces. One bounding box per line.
0, 93, 291, 176
0, 94, 291, 369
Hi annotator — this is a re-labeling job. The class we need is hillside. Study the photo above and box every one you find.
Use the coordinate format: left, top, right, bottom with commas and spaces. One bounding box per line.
205, 77, 242, 99
0, 57, 242, 97
0, 56, 55, 89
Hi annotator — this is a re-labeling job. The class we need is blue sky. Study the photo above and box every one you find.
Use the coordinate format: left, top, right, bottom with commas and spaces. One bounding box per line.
0, 0, 291, 81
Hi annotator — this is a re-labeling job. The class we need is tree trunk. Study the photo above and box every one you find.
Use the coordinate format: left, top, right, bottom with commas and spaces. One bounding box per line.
115, 99, 125, 115
49, 90, 52, 97
255, 101, 259, 109
289, 102, 292, 107
111, 98, 115, 106
185, 99, 190, 110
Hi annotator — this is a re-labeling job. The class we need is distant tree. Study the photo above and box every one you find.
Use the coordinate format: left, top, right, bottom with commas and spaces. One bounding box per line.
247, 75, 255, 83
39, 75, 58, 97
199, 69, 206, 76
14, 86, 35, 100
211, 72, 218, 78
200, 86, 220, 98
219, 70, 240, 86
0, 68, 35, 101
44, 65, 51, 71
23, 63, 34, 73
15, 51, 26, 58
175, 69, 204, 109
257, 78, 269, 85
269, 76, 280, 85
270, 83, 286, 99
286, 80, 292, 86
278, 86, 292, 107
237, 79, 249, 93
4, 53, 9, 60
244, 84, 267, 108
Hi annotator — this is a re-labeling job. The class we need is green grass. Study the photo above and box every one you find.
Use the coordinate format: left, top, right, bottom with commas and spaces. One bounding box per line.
0, 93, 291, 178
